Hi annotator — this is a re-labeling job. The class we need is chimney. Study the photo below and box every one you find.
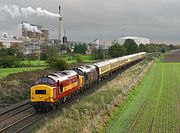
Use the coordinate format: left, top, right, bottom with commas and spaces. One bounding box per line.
59, 5, 64, 44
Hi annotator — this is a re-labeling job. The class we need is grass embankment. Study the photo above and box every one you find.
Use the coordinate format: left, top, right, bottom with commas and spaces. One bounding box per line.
105, 62, 180, 132
0, 67, 46, 79
33, 60, 152, 133
0, 69, 52, 106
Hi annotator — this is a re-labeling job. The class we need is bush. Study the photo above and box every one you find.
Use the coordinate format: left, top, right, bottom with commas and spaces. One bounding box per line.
74, 54, 84, 63
47, 57, 70, 70
0, 56, 20, 68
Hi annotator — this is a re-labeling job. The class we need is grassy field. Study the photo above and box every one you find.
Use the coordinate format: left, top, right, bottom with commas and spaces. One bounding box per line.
0, 67, 46, 79
33, 60, 151, 133
61, 54, 96, 64
1, 55, 94, 79
104, 61, 180, 132
22, 55, 95, 66
21, 60, 48, 67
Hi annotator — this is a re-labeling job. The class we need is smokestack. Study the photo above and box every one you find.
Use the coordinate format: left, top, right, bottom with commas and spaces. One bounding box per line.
59, 5, 64, 44
59, 6, 61, 16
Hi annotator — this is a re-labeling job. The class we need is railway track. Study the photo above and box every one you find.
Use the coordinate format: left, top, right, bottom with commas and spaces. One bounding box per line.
0, 60, 145, 133
0, 99, 40, 133
0, 100, 30, 116
0, 100, 31, 121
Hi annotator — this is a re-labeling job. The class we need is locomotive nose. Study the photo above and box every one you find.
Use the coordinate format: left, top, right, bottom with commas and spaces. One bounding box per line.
30, 84, 53, 102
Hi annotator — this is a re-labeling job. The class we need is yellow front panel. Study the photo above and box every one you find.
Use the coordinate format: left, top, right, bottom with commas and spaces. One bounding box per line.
31, 85, 54, 102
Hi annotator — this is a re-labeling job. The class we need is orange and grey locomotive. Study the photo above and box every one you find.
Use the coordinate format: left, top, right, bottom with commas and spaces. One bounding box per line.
31, 70, 80, 112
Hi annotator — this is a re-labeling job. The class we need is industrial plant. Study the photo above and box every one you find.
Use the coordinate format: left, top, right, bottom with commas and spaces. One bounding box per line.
22, 22, 49, 44
0, 5, 151, 57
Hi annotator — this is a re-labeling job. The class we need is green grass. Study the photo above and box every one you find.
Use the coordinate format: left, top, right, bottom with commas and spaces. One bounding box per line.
60, 55, 96, 63
0, 55, 94, 79
104, 62, 180, 132
33, 60, 149, 133
21, 55, 95, 67
21, 60, 48, 66
0, 67, 46, 79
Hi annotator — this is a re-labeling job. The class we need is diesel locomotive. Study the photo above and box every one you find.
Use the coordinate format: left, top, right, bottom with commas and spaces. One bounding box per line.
30, 52, 146, 112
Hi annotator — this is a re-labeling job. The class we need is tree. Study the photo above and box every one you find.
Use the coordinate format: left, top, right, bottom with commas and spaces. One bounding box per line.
0, 56, 20, 68
169, 44, 176, 50
108, 43, 127, 58
0, 48, 20, 57
123, 39, 138, 54
60, 44, 67, 50
74, 43, 87, 54
139, 44, 146, 52
161, 48, 166, 53
0, 48, 22, 68
41, 46, 58, 60
47, 57, 70, 70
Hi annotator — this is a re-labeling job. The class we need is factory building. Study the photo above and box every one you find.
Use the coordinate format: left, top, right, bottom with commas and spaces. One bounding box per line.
118, 36, 150, 45
22, 22, 49, 43
0, 38, 23, 48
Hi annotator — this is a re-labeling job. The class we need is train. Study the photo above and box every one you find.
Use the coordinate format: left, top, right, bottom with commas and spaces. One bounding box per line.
30, 52, 146, 112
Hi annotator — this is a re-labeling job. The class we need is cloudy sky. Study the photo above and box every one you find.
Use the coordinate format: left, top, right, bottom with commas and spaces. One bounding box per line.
0, 0, 180, 44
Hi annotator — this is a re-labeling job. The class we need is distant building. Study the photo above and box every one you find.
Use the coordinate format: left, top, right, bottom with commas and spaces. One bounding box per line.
22, 22, 49, 44
0, 38, 23, 48
89, 39, 113, 50
118, 37, 150, 45
22, 43, 40, 55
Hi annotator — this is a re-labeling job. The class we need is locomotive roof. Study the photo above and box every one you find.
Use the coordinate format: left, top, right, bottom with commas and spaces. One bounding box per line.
85, 64, 96, 70
47, 70, 77, 82
76, 66, 91, 73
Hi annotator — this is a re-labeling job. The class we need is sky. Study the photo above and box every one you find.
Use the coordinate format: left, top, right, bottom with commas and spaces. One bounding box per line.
0, 0, 180, 44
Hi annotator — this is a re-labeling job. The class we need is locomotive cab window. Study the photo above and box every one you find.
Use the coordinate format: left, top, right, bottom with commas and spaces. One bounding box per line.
48, 78, 55, 85
35, 77, 55, 85
35, 78, 41, 85
35, 90, 46, 94
42, 78, 48, 84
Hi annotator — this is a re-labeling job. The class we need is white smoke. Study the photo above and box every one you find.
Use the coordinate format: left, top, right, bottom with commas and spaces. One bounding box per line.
21, 23, 42, 33
0, 4, 21, 18
0, 4, 61, 18
3, 32, 9, 38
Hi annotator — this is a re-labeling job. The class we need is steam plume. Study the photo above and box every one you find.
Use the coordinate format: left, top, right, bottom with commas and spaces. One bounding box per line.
21, 23, 42, 33
0, 4, 61, 18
